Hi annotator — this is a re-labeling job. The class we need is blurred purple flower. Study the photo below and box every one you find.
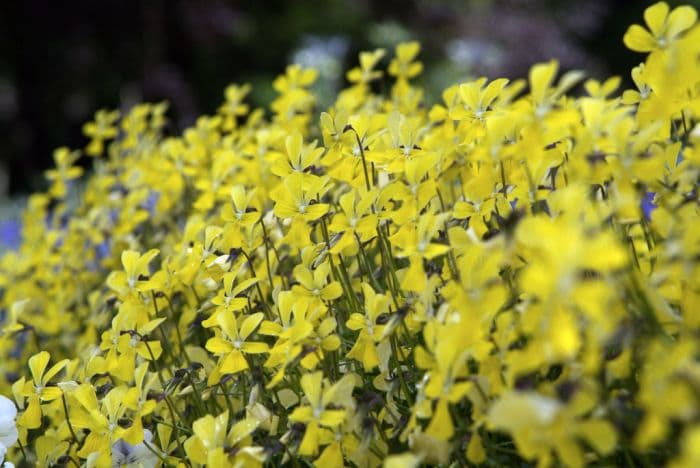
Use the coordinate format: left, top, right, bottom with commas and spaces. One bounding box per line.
145, 191, 160, 216
0, 220, 20, 251
641, 192, 656, 220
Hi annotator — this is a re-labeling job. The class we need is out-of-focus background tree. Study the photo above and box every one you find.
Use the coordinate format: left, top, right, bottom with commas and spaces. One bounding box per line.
0, 0, 697, 249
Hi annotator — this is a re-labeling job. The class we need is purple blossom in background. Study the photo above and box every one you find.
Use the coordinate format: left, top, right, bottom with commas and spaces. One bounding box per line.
642, 192, 656, 220
0, 219, 20, 251
96, 240, 111, 261
145, 191, 160, 216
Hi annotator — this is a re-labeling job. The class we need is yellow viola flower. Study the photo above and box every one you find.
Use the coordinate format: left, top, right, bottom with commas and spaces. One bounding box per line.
120, 363, 159, 445
206, 312, 268, 380
328, 188, 378, 254
271, 132, 324, 181
390, 211, 450, 261
83, 109, 120, 156
528, 60, 584, 117
450, 77, 509, 122
70, 384, 140, 466
634, 338, 700, 449
291, 260, 343, 315
202, 270, 259, 327
453, 170, 498, 238
299, 316, 342, 370
34, 430, 71, 467
221, 185, 260, 227
624, 2, 697, 52
45, 147, 83, 199
184, 410, 262, 466
584, 76, 621, 99
488, 391, 617, 467
271, 173, 330, 221
106, 249, 160, 298
98, 303, 164, 381
346, 283, 390, 370
184, 115, 222, 157
289, 372, 355, 456
0, 299, 28, 336
347, 49, 385, 85
218, 83, 251, 131
261, 292, 315, 385
260, 291, 313, 344
272, 65, 318, 131
273, 64, 318, 94
19, 351, 69, 429
388, 41, 422, 82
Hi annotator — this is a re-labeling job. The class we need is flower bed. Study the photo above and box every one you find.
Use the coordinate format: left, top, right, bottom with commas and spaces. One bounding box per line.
1, 3, 700, 466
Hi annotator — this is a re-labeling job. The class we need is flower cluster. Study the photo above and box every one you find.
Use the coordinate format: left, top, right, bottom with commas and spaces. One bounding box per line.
1, 3, 700, 466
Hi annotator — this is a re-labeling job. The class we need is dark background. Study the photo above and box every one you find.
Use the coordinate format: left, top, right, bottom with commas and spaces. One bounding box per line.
0, 0, 695, 197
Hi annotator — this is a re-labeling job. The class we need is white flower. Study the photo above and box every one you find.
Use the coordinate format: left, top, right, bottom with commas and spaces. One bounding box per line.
111, 429, 159, 468
0, 395, 18, 466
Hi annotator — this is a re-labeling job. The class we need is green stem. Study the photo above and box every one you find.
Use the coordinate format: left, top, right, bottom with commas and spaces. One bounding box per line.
62, 393, 79, 444
350, 128, 372, 191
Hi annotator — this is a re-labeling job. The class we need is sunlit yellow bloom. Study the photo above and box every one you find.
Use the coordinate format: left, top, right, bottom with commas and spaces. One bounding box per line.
624, 2, 697, 52
206, 312, 268, 381
289, 372, 355, 456
18, 352, 68, 429
83, 109, 120, 156
2, 6, 700, 466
